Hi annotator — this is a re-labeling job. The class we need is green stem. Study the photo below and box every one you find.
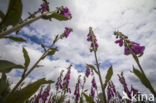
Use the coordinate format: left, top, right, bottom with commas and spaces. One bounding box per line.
0, 11, 52, 38
8, 36, 58, 96
93, 50, 107, 103
126, 44, 156, 97
89, 27, 106, 103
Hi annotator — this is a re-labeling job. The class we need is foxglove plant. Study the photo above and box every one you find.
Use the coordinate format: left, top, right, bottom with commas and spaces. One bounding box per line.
74, 75, 81, 102
85, 67, 90, 78
56, 70, 64, 91
114, 31, 156, 97
90, 77, 97, 98
62, 65, 72, 93
107, 81, 121, 102
86, 27, 108, 103
118, 72, 131, 98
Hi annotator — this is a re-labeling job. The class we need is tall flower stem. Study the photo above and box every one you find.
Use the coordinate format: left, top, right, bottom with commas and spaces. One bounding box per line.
93, 50, 107, 103
89, 27, 106, 103
8, 35, 59, 96
0, 11, 53, 38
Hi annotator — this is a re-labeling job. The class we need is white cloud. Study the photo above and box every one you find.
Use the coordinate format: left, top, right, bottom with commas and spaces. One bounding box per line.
0, 0, 156, 99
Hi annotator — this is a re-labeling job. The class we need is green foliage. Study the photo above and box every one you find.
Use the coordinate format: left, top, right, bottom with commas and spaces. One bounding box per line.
53, 35, 59, 44
0, 60, 24, 73
0, 73, 10, 102
103, 66, 113, 89
0, 11, 5, 20
23, 48, 30, 69
87, 64, 99, 74
132, 54, 139, 65
4, 36, 26, 42
83, 93, 95, 103
133, 67, 156, 96
4, 78, 54, 103
0, 0, 22, 31
42, 12, 69, 21
47, 47, 57, 56
41, 44, 46, 52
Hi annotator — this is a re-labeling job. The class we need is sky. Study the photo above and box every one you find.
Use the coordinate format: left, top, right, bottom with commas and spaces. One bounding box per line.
0, 0, 156, 97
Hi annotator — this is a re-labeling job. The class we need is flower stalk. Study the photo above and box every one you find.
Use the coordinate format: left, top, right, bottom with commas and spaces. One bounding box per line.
89, 27, 107, 103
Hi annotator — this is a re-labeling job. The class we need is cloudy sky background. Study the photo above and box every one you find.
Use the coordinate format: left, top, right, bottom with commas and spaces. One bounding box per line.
0, 0, 156, 97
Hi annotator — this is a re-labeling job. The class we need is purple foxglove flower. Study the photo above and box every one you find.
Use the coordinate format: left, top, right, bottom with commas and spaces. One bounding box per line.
115, 39, 123, 47
64, 27, 72, 38
124, 41, 145, 56
41, 84, 51, 103
87, 29, 98, 51
64, 8, 70, 18
90, 88, 95, 98
74, 77, 81, 102
41, 3, 47, 14
85, 68, 90, 77
92, 77, 97, 89
118, 73, 131, 98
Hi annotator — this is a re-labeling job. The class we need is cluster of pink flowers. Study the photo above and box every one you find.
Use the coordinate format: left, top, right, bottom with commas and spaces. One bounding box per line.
114, 31, 145, 56
90, 77, 97, 98
87, 28, 98, 51
41, 3, 47, 14
107, 81, 121, 101
74, 76, 81, 102
62, 67, 71, 93
85, 67, 90, 78
55, 70, 64, 90
57, 6, 72, 19
64, 27, 72, 38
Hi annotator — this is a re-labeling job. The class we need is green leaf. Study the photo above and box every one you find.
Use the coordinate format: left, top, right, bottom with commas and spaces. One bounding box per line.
4, 78, 54, 103
0, 0, 22, 27
0, 73, 10, 100
83, 93, 95, 103
80, 96, 84, 103
87, 64, 99, 74
5, 36, 26, 42
42, 12, 69, 21
0, 11, 5, 20
138, 52, 144, 57
133, 67, 156, 96
0, 60, 24, 73
47, 48, 57, 56
53, 35, 59, 44
103, 66, 113, 89
23, 48, 30, 68
41, 44, 46, 51
132, 54, 139, 65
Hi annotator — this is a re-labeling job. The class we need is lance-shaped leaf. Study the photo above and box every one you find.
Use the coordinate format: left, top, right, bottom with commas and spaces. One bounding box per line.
133, 67, 156, 96
23, 48, 30, 68
47, 47, 57, 56
53, 35, 59, 44
0, 60, 24, 73
87, 64, 99, 74
83, 93, 95, 103
5, 36, 26, 42
103, 66, 113, 89
0, 73, 10, 99
0, 11, 5, 20
41, 44, 46, 52
4, 78, 54, 103
42, 12, 69, 21
0, 0, 22, 27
